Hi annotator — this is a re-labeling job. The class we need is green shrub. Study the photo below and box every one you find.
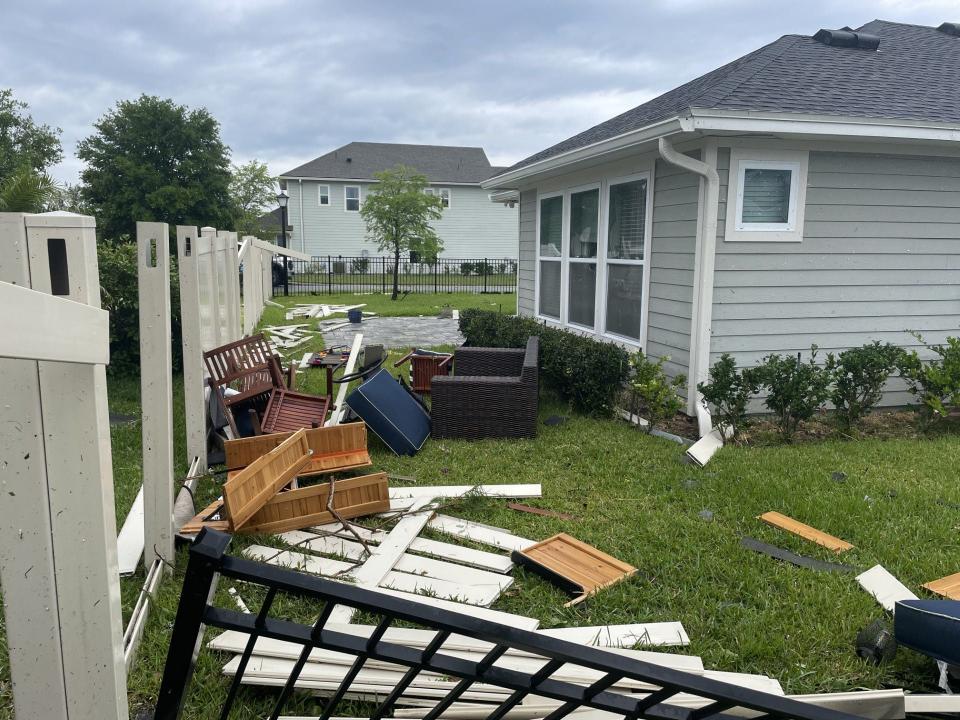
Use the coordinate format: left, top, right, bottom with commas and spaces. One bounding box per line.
97, 240, 182, 376
459, 309, 629, 415
628, 351, 685, 433
460, 262, 474, 276
753, 346, 831, 441
332, 260, 346, 274
350, 257, 370, 274
474, 260, 493, 276
897, 333, 960, 424
698, 353, 759, 438
826, 342, 905, 430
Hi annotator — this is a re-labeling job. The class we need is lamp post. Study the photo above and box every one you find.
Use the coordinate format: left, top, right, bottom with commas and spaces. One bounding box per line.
276, 190, 289, 296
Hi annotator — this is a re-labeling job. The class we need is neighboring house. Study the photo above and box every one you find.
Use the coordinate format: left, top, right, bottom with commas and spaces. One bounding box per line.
483, 19, 960, 414
279, 142, 519, 259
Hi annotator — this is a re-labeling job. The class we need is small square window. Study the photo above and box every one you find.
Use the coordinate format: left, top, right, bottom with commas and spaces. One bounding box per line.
318, 185, 330, 206
725, 149, 808, 242
345, 185, 360, 212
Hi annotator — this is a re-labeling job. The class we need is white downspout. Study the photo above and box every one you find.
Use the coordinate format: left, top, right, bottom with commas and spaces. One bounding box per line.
657, 137, 719, 438
298, 178, 306, 254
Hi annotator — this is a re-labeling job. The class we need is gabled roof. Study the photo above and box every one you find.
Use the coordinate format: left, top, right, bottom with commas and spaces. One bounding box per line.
281, 142, 499, 183
498, 20, 960, 178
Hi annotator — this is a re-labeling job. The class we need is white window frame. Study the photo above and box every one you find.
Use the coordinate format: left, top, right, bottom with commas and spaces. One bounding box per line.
317, 184, 330, 206
344, 185, 361, 212
564, 182, 602, 331
599, 171, 653, 346
535, 191, 564, 322
725, 148, 808, 242
439, 188, 451, 209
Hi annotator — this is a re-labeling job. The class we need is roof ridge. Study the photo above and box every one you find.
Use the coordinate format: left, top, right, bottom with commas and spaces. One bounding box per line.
858, 18, 938, 31
694, 34, 805, 110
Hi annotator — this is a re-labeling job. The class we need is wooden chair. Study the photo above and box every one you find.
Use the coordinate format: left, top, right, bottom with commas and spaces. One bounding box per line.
394, 348, 453, 394
203, 334, 330, 437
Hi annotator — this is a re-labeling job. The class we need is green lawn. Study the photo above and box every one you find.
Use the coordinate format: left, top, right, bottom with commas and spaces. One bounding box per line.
3, 294, 959, 719
260, 291, 515, 323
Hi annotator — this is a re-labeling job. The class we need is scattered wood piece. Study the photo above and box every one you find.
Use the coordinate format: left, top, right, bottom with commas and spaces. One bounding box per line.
388, 473, 418, 483
428, 515, 536, 552
507, 503, 579, 521
740, 537, 856, 573
389, 484, 541, 500
223, 429, 312, 529
922, 570, 960, 599
228, 587, 250, 613
325, 333, 363, 427
758, 511, 854, 553
240, 472, 390, 535
178, 496, 229, 535
225, 424, 372, 477
856, 565, 917, 613
513, 533, 637, 607
116, 487, 145, 575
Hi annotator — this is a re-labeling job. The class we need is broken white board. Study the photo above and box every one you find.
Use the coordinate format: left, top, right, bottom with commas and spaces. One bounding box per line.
116, 487, 145, 576
428, 515, 535, 552
856, 565, 917, 613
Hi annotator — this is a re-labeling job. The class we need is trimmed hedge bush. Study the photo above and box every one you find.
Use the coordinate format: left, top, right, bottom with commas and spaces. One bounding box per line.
458, 309, 629, 416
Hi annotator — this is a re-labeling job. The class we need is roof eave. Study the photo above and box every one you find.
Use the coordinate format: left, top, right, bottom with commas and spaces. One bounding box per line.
278, 174, 484, 186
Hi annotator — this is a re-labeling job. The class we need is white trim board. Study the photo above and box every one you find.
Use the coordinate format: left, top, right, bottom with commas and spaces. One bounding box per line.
904, 694, 960, 714
388, 484, 541, 500
856, 565, 917, 613
428, 515, 536, 552
116, 487, 144, 576
325, 332, 363, 427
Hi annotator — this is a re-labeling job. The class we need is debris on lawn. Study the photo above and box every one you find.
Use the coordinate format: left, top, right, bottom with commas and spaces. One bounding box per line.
262, 323, 316, 351
543, 414, 568, 426
922, 570, 960, 599
698, 509, 715, 522
740, 537, 856, 573
855, 619, 898, 664
685, 425, 734, 467
513, 532, 637, 606
285, 302, 366, 320
507, 502, 580, 521
758, 511, 854, 553
831, 471, 848, 483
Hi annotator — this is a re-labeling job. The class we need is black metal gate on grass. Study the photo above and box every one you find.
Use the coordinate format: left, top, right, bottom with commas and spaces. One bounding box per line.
155, 529, 864, 720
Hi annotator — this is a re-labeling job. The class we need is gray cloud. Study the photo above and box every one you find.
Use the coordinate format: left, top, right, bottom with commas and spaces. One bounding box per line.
3, 0, 954, 183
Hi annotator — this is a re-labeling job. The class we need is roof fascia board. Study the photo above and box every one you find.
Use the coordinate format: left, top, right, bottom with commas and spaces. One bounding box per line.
278, 175, 482, 187
688, 109, 960, 142
481, 117, 689, 189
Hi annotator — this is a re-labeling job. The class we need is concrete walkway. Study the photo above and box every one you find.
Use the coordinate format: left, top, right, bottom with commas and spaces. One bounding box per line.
321, 316, 463, 349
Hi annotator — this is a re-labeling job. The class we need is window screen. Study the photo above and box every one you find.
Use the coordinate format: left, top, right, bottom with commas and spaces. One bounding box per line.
539, 196, 563, 257
741, 168, 791, 224
607, 179, 646, 260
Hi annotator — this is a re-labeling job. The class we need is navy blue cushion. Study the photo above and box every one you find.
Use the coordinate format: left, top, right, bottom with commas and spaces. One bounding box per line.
346, 369, 431, 456
894, 599, 960, 665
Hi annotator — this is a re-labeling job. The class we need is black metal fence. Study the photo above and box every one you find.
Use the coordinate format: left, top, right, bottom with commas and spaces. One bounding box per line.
273, 255, 517, 295
155, 529, 859, 720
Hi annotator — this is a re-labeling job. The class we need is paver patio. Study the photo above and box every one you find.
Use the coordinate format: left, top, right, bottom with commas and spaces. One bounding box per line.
321, 316, 463, 349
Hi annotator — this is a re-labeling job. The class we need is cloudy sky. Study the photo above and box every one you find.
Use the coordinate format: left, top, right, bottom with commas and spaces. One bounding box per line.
5, 0, 956, 184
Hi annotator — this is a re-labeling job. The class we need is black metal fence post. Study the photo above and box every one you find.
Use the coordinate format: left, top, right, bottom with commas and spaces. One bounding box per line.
327, 255, 332, 294
154, 529, 232, 720
483, 257, 489, 294
381, 257, 386, 294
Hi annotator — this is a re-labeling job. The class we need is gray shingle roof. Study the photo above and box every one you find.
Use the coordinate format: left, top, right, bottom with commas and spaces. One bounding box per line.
281, 142, 498, 183
501, 20, 960, 177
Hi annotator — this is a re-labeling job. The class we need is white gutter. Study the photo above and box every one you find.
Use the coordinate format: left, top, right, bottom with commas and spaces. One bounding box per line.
298, 178, 305, 254
656, 136, 718, 438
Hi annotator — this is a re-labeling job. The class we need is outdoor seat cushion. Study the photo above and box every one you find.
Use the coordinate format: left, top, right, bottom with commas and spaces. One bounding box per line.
345, 368, 430, 456
894, 599, 960, 665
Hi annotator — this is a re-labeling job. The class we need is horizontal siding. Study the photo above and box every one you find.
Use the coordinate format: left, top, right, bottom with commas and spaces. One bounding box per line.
517, 189, 536, 316
647, 155, 699, 379
712, 148, 960, 407
287, 181, 518, 258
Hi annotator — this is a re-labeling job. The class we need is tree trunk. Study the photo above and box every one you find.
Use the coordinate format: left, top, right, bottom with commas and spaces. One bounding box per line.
391, 241, 400, 300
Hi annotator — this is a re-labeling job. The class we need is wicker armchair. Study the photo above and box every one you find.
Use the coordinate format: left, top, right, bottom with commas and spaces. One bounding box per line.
430, 337, 539, 439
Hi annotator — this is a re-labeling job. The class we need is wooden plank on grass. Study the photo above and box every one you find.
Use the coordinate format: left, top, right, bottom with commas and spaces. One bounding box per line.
922, 570, 960, 599
856, 565, 917, 613
240, 473, 389, 535
429, 515, 536, 552
222, 429, 311, 529
758, 511, 853, 553
224, 423, 371, 476
390, 484, 541, 500
507, 503, 579, 521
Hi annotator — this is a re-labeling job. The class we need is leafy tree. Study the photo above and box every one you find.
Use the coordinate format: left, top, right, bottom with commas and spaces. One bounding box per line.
360, 165, 443, 299
0, 166, 60, 212
53, 182, 93, 215
0, 88, 62, 181
77, 95, 232, 240
229, 159, 278, 237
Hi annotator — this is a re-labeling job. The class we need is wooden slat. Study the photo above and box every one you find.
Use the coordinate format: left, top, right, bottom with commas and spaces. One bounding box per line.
223, 429, 311, 529
922, 570, 960, 599
516, 533, 637, 606
856, 565, 917, 613
240, 473, 390, 535
224, 423, 371, 476
428, 515, 536, 552
178, 497, 229, 535
758, 511, 854, 553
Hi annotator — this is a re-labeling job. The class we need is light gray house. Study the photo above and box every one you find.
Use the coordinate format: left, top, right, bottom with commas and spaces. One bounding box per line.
483, 19, 960, 416
279, 142, 518, 259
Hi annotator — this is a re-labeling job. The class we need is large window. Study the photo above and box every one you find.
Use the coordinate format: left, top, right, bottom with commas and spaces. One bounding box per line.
537, 194, 563, 319
725, 149, 808, 242
534, 172, 652, 346
345, 185, 361, 212
604, 176, 647, 341
567, 187, 599, 328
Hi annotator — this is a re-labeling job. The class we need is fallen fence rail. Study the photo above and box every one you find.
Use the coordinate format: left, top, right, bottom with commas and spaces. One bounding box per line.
156, 529, 864, 720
